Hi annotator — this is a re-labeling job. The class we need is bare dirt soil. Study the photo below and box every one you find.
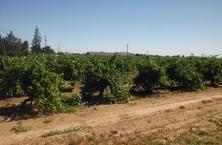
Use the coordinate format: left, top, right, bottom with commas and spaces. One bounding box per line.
0, 87, 222, 145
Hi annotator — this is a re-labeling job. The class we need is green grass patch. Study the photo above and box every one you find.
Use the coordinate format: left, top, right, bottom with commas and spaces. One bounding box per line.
11, 125, 28, 134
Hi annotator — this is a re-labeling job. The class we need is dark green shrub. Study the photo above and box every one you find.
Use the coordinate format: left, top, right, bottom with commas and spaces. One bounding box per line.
56, 56, 83, 84
59, 80, 73, 92
0, 58, 64, 113
201, 57, 222, 86
62, 94, 82, 106
0, 54, 221, 115
19, 60, 64, 113
81, 57, 128, 103
0, 63, 22, 98
166, 59, 203, 90
132, 59, 167, 93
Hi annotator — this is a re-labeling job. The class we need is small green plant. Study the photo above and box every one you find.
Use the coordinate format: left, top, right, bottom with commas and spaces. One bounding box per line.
86, 135, 95, 142
187, 139, 200, 145
202, 100, 212, 104
179, 105, 186, 109
41, 130, 61, 137
62, 94, 82, 106
198, 128, 209, 136
43, 119, 52, 124
215, 119, 222, 128
68, 140, 78, 145
110, 130, 118, 134
41, 125, 92, 138
11, 125, 28, 134
165, 109, 173, 113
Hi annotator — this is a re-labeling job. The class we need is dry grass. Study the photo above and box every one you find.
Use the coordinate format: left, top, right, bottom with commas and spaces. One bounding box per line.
41, 125, 92, 138
62, 118, 222, 145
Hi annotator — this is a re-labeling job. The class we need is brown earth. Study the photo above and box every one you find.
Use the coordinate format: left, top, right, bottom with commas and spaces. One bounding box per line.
0, 87, 222, 145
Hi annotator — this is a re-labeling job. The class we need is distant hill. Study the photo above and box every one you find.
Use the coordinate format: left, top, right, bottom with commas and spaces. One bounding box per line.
86, 51, 134, 56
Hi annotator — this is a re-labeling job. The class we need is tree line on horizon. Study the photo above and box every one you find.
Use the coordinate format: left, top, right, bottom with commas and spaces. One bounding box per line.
0, 26, 55, 56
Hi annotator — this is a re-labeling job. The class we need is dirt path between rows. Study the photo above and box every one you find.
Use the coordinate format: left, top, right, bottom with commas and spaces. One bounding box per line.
0, 88, 222, 145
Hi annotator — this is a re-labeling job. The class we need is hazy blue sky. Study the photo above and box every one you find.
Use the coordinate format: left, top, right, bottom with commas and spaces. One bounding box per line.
0, 0, 222, 55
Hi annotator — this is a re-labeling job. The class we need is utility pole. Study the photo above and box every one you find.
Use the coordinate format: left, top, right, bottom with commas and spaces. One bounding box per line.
44, 35, 47, 47
126, 44, 129, 56
58, 42, 60, 53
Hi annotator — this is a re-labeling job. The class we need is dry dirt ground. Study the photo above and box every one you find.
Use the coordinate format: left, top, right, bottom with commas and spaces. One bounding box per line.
0, 88, 222, 145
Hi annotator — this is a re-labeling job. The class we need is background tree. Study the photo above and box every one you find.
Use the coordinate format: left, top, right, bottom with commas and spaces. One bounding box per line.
31, 26, 42, 53
0, 31, 30, 56
0, 35, 6, 55
42, 46, 55, 54
21, 41, 30, 55
3, 31, 24, 56
4, 31, 17, 56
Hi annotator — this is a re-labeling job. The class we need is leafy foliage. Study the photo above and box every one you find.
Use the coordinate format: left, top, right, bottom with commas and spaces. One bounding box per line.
201, 57, 222, 86
0, 54, 222, 114
166, 58, 203, 90
133, 58, 167, 93
62, 94, 82, 107
0, 31, 29, 56
81, 57, 128, 103
0, 57, 64, 113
